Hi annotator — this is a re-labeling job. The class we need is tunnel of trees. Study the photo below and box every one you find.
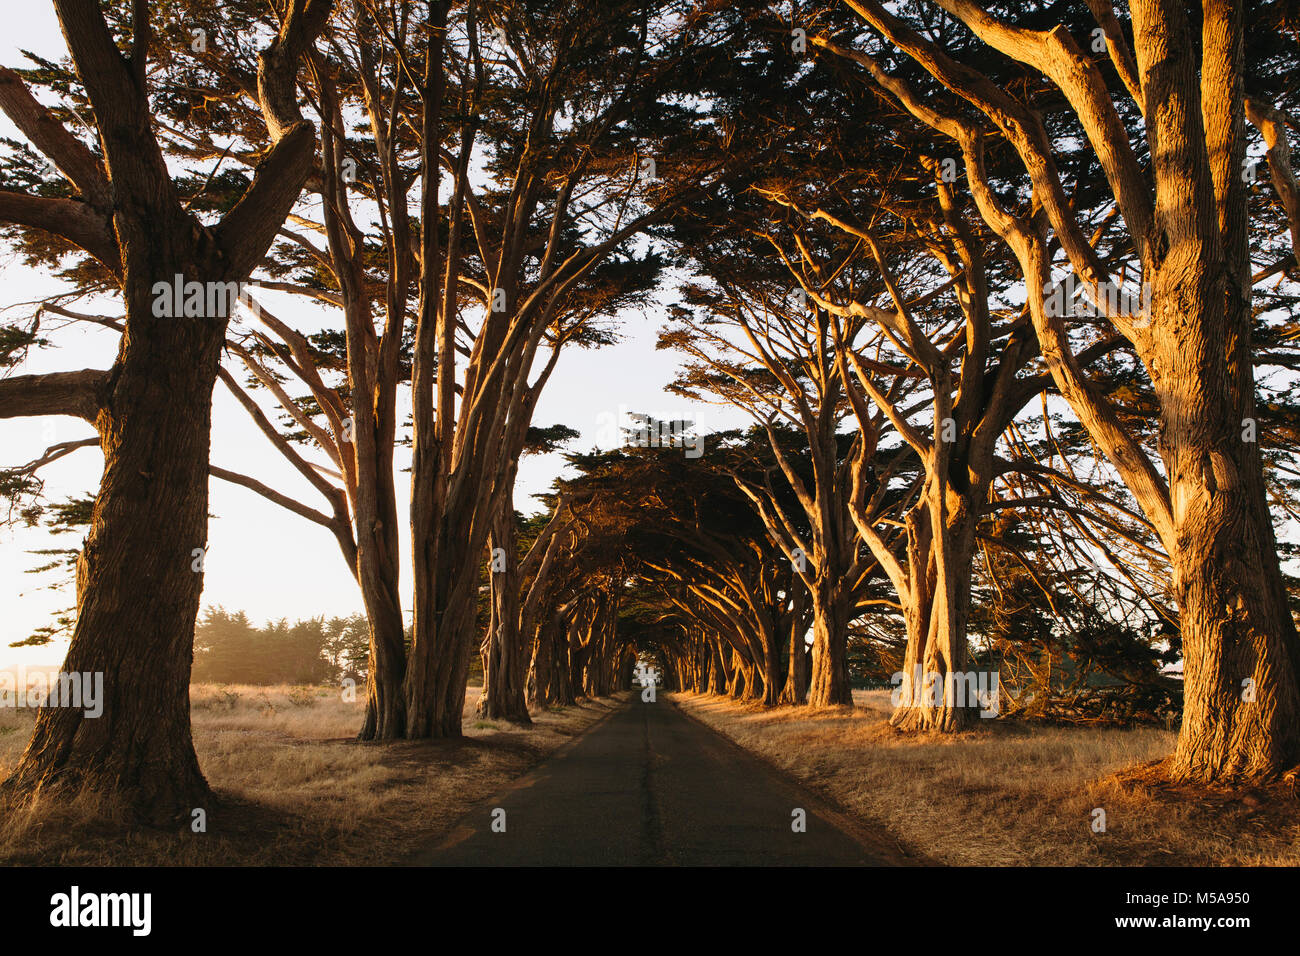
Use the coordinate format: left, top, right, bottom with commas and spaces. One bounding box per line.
1, 0, 1299, 823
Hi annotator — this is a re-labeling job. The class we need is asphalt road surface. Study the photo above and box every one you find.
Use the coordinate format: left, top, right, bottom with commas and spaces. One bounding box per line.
415, 695, 900, 866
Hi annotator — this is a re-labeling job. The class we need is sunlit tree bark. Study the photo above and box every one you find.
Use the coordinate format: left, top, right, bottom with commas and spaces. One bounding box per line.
0, 0, 330, 820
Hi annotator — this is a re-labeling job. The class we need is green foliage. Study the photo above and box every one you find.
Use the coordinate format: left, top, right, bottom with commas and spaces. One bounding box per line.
191, 607, 369, 686
0, 322, 45, 369
523, 423, 581, 457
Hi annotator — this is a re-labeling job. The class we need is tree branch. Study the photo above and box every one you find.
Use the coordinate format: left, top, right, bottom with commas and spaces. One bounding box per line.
0, 369, 107, 422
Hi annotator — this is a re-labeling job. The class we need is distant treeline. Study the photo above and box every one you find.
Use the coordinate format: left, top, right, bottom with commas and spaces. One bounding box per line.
192, 607, 371, 686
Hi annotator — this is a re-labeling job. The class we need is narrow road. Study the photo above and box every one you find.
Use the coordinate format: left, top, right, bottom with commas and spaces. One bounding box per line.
415, 695, 898, 866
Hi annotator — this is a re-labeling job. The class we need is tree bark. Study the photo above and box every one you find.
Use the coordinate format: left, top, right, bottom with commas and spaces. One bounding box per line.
0, 0, 329, 822
6, 287, 221, 822
478, 506, 532, 723
808, 575, 853, 706
355, 539, 406, 740
889, 486, 978, 732
780, 588, 810, 705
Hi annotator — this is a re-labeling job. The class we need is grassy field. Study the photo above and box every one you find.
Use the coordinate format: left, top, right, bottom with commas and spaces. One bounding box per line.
0, 683, 621, 866
672, 690, 1300, 866
5, 683, 1296, 866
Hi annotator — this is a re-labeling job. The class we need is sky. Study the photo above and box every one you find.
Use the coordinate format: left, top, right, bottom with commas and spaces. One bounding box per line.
0, 9, 751, 672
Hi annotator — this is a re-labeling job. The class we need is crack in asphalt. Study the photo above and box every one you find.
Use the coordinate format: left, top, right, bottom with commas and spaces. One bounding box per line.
641, 704, 671, 865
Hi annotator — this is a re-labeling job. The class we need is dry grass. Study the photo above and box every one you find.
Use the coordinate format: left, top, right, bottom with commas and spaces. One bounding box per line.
672, 689, 1300, 866
0, 684, 621, 866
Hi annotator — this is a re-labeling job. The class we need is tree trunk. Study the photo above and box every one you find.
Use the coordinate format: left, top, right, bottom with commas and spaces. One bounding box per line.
706, 640, 727, 694
405, 540, 480, 737
357, 584, 406, 741
808, 575, 853, 706
552, 614, 577, 706
757, 618, 781, 706
354, 456, 405, 740
478, 508, 532, 724
1155, 12, 1300, 781
3, 260, 219, 823
0, 0, 327, 822
694, 639, 709, 693
532, 607, 576, 708
1154, 284, 1300, 780
728, 648, 748, 699
780, 587, 810, 705
526, 624, 546, 707
744, 658, 765, 702
568, 612, 591, 700
889, 487, 979, 732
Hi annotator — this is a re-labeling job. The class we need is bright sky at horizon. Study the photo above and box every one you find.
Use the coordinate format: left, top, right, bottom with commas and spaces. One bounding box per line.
0, 10, 751, 672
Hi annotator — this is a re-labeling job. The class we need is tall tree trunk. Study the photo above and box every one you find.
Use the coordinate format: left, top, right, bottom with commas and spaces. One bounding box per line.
758, 618, 781, 707
780, 587, 810, 705
0, 0, 328, 824
744, 657, 765, 702
552, 613, 577, 706
707, 640, 727, 694
569, 612, 591, 699
5, 275, 219, 821
405, 0, 483, 740
475, 452, 530, 723
808, 575, 853, 706
479, 506, 532, 723
405, 527, 481, 737
354, 440, 405, 740
356, 572, 406, 741
526, 624, 546, 707
717, 641, 734, 694
889, 486, 979, 732
780, 630, 809, 706
729, 648, 747, 699
1153, 277, 1300, 779
1160, 0, 1300, 781
531, 605, 575, 708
